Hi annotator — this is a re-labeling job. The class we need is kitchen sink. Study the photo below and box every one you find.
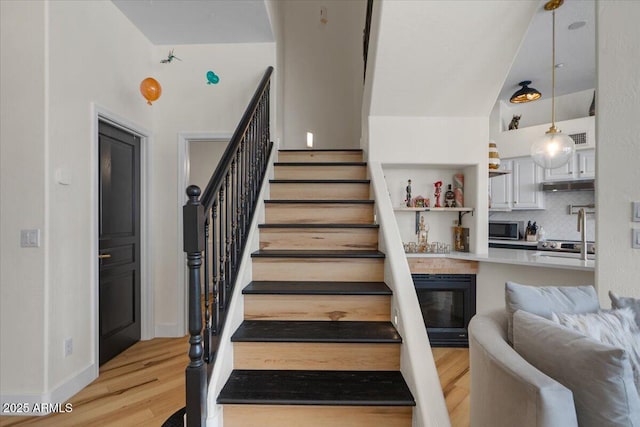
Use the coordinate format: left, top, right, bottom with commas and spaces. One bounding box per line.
533, 251, 595, 261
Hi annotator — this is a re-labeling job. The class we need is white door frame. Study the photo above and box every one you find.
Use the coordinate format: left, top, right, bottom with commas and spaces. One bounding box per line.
177, 132, 232, 335
91, 104, 153, 375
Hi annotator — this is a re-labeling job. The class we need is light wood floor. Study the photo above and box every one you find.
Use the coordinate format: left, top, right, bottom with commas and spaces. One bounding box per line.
432, 347, 471, 427
0, 336, 189, 427
0, 339, 469, 427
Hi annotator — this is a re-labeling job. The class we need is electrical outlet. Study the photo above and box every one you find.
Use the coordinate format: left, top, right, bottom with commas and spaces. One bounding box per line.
64, 338, 73, 357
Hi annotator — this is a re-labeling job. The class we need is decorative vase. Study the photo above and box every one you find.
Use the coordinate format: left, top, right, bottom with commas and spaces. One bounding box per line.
489, 142, 501, 170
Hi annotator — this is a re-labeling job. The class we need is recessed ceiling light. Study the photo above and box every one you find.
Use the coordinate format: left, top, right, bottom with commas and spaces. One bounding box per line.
568, 21, 586, 30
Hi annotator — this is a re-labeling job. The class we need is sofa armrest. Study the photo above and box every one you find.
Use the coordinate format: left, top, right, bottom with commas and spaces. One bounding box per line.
469, 310, 578, 427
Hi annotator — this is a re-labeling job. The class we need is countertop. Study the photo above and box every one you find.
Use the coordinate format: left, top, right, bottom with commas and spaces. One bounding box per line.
405, 248, 594, 272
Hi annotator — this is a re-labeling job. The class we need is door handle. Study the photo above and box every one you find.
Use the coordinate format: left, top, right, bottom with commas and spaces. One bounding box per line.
98, 254, 112, 259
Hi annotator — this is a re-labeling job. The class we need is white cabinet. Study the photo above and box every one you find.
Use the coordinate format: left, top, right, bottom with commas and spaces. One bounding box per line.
544, 149, 595, 181
489, 160, 512, 210
578, 150, 595, 178
512, 157, 545, 209
490, 157, 545, 210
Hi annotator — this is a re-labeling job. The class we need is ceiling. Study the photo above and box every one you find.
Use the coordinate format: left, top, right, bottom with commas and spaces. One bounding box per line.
497, 0, 596, 104
112, 0, 594, 104
111, 0, 273, 45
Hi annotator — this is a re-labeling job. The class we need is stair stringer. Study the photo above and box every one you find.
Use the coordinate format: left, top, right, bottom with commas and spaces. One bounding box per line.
204, 148, 277, 427
369, 161, 452, 427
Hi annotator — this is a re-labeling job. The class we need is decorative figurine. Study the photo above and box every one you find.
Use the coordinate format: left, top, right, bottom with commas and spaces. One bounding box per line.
417, 215, 429, 252
444, 184, 455, 208
508, 114, 521, 130
453, 173, 464, 207
160, 49, 181, 64
434, 181, 443, 208
405, 179, 412, 207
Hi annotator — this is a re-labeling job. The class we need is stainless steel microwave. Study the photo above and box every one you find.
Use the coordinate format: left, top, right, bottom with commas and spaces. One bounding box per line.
489, 221, 524, 240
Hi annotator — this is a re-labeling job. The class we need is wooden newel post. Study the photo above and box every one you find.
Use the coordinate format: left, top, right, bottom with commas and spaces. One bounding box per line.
183, 185, 206, 427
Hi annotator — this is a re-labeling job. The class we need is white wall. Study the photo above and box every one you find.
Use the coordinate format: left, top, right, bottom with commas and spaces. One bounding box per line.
188, 140, 229, 190
281, 0, 365, 149
595, 0, 640, 304
0, 0, 275, 406
369, 0, 538, 117
370, 116, 489, 254
2, 0, 155, 403
496, 89, 596, 131
476, 263, 595, 314
491, 116, 595, 159
0, 0, 48, 395
151, 42, 275, 334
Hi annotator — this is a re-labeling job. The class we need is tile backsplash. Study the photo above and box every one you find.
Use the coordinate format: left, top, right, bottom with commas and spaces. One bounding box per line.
489, 191, 595, 241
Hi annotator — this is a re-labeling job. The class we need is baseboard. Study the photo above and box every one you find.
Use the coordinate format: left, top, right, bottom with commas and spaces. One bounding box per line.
155, 322, 185, 338
0, 363, 96, 416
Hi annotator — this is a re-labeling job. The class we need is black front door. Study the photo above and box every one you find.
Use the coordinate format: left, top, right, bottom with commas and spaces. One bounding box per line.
98, 121, 141, 365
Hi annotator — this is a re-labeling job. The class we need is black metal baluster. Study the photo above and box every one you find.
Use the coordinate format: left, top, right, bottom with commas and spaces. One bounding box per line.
218, 187, 226, 313
211, 202, 219, 335
203, 216, 211, 363
224, 172, 232, 305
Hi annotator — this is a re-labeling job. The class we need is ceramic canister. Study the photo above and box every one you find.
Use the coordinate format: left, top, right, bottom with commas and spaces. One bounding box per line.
489, 142, 500, 170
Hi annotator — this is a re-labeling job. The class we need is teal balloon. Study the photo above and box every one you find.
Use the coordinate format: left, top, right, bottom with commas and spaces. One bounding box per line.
206, 71, 220, 85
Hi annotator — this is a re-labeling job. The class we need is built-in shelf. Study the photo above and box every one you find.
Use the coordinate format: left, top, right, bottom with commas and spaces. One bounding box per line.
394, 207, 474, 232
489, 170, 511, 178
394, 207, 474, 212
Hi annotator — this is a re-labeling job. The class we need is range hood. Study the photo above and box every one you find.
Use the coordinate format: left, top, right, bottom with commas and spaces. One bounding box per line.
542, 179, 595, 192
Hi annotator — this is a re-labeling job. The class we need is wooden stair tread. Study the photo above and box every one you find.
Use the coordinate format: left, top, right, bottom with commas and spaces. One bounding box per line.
279, 150, 363, 153
243, 281, 391, 295
270, 179, 370, 184
218, 370, 415, 406
231, 320, 401, 343
274, 162, 367, 166
264, 199, 374, 204
259, 223, 379, 229
251, 250, 385, 259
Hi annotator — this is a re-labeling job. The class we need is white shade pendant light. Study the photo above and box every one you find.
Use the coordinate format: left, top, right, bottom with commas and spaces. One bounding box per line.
530, 0, 574, 169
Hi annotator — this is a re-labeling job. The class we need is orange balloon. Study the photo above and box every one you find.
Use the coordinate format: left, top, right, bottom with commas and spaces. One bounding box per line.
140, 77, 161, 105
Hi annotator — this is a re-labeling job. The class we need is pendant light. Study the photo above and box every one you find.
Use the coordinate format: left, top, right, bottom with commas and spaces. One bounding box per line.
510, 80, 541, 103
530, 0, 574, 169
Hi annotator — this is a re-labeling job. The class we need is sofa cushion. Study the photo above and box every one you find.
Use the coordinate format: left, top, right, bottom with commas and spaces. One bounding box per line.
552, 308, 640, 395
505, 281, 599, 343
513, 310, 640, 427
610, 291, 640, 328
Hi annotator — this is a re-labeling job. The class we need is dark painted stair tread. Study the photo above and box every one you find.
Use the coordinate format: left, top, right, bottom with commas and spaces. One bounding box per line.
259, 223, 379, 229
251, 250, 385, 258
279, 149, 363, 152
274, 162, 367, 166
264, 199, 374, 204
231, 320, 401, 343
217, 370, 415, 406
270, 179, 370, 184
243, 281, 391, 295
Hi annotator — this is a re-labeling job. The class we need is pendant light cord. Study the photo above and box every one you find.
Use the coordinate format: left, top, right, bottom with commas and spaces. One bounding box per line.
551, 9, 556, 129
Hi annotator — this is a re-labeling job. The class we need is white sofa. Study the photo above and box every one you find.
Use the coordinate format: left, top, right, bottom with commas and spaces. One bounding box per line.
468, 309, 578, 427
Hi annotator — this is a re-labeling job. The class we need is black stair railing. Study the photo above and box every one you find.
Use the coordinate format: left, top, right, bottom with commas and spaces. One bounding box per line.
182, 66, 274, 427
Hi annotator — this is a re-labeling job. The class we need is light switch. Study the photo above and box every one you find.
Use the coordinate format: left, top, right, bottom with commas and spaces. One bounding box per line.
21, 229, 41, 248
633, 202, 640, 222
633, 228, 640, 249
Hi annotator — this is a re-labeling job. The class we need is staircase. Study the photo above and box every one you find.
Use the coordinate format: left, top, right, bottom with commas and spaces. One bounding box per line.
217, 149, 415, 426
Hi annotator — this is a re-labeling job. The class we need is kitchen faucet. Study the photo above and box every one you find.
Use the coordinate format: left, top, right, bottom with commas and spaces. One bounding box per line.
577, 208, 588, 261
